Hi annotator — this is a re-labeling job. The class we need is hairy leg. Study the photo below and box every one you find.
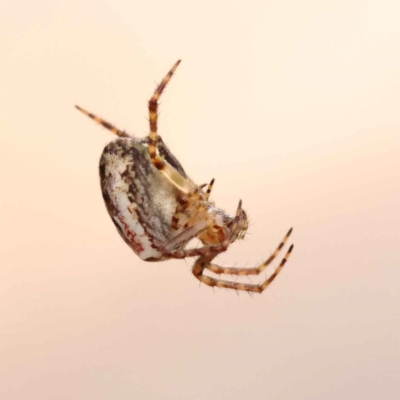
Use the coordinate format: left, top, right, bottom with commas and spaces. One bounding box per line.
75, 105, 131, 138
192, 243, 294, 293
147, 60, 191, 193
206, 228, 293, 275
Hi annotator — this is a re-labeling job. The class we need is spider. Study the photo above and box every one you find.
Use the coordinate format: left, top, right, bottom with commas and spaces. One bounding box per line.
75, 60, 294, 293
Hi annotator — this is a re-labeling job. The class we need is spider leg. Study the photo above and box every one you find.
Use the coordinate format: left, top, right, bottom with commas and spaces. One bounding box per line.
205, 178, 215, 200
227, 199, 244, 238
75, 105, 131, 138
147, 60, 192, 193
192, 244, 294, 293
206, 227, 293, 275
155, 136, 188, 178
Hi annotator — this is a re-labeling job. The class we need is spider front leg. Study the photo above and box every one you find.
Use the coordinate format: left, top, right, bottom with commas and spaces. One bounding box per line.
148, 60, 181, 161
192, 243, 294, 294
147, 60, 192, 193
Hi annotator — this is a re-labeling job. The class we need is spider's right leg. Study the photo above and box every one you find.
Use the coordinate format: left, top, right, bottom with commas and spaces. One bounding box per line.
147, 60, 192, 193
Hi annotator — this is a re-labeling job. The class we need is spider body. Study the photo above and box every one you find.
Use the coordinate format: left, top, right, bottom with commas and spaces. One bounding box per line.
98, 136, 240, 262
76, 60, 294, 293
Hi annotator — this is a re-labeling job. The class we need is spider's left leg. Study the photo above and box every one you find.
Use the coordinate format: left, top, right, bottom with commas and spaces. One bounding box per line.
192, 243, 294, 293
75, 106, 131, 138
147, 60, 192, 193
206, 228, 293, 275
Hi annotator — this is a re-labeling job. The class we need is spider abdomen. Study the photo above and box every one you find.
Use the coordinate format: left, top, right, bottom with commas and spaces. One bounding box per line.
100, 138, 179, 261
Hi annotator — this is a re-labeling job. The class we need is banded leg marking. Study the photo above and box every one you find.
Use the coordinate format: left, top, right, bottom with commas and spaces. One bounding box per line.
192, 243, 294, 294
205, 178, 215, 200
206, 228, 293, 275
148, 60, 181, 159
146, 60, 192, 193
75, 105, 131, 138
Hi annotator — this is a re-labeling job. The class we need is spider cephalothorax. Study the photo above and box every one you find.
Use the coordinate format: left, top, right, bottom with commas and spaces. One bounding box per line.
76, 60, 294, 293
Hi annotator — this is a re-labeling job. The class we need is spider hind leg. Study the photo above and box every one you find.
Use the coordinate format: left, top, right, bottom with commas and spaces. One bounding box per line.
192, 243, 294, 294
192, 228, 294, 293
206, 227, 293, 275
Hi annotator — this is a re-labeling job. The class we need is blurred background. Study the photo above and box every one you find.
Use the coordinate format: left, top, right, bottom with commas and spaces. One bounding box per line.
1, 1, 399, 399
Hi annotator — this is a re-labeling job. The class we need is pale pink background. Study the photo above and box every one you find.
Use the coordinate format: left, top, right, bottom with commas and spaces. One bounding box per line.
1, 1, 399, 399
